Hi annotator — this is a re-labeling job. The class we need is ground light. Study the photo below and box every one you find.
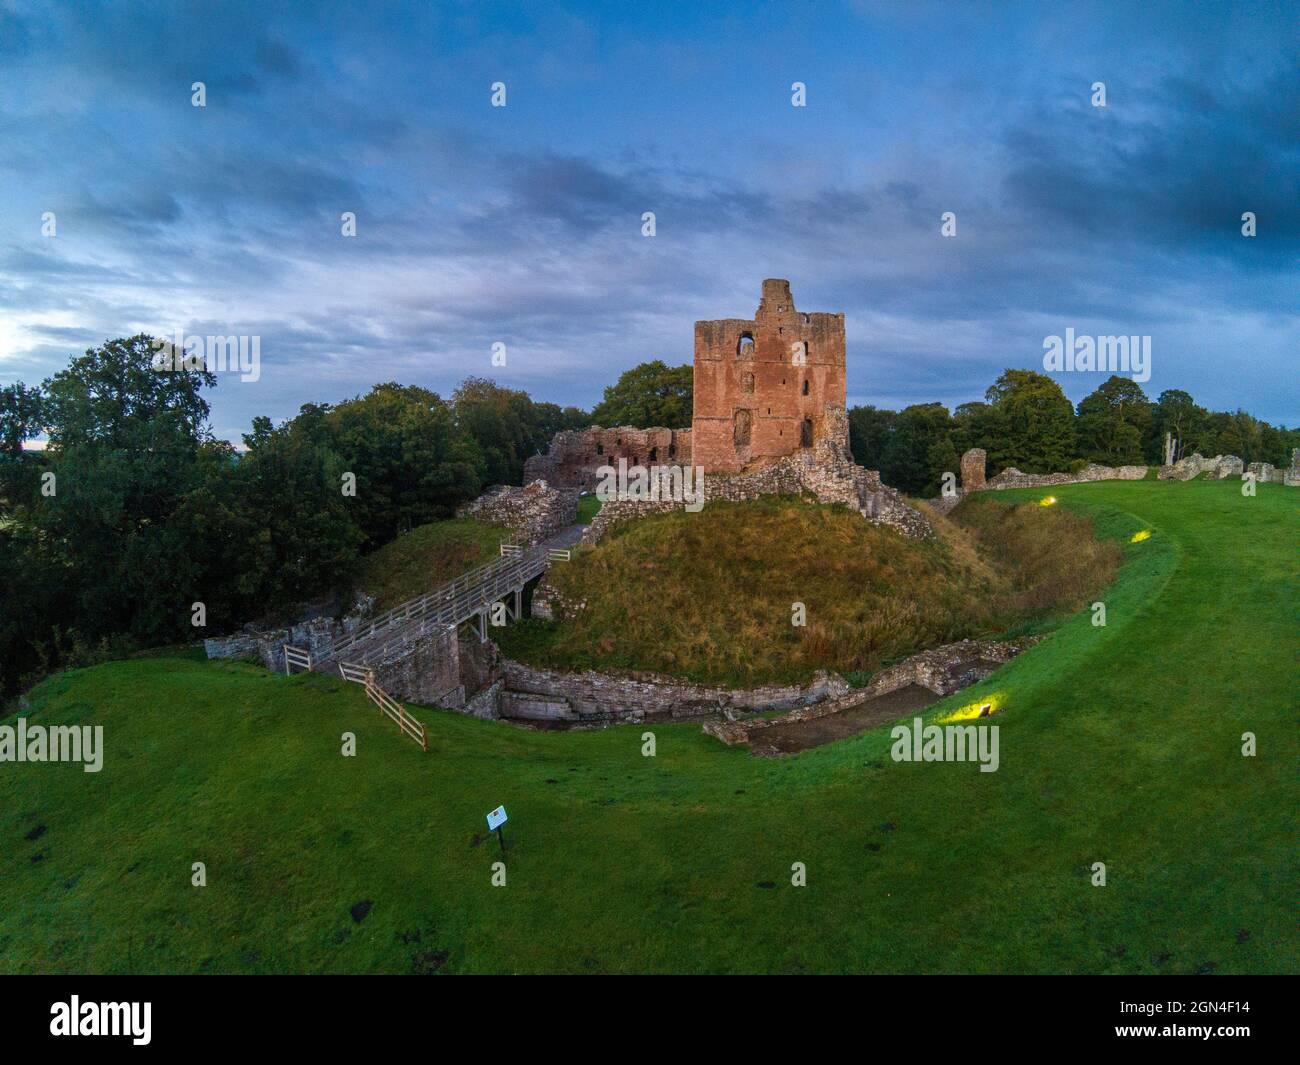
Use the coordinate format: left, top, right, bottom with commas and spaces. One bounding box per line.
940, 693, 1006, 723
1130, 529, 1153, 542
1039, 495, 1057, 506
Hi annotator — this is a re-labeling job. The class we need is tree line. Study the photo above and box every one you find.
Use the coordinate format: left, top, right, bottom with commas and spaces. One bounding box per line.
585, 360, 1298, 497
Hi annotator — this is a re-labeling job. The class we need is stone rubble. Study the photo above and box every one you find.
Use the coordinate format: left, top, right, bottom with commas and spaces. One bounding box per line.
457, 479, 579, 545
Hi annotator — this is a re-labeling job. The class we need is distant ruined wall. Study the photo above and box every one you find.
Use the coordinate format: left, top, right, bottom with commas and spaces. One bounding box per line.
1156, 453, 1262, 482
523, 426, 692, 490
983, 462, 1149, 491
960, 448, 986, 491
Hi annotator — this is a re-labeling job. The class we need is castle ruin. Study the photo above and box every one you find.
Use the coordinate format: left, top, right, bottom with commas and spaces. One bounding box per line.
692, 278, 847, 473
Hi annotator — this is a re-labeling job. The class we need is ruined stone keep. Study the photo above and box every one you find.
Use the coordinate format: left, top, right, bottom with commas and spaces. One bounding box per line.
692, 278, 847, 474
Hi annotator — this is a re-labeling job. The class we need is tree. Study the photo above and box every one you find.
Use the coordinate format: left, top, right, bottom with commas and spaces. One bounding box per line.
1151, 389, 1202, 462
1075, 376, 1151, 465
590, 360, 692, 429
984, 369, 1077, 473
29, 336, 219, 645
0, 382, 46, 509
848, 405, 896, 469
327, 383, 486, 545
879, 403, 954, 495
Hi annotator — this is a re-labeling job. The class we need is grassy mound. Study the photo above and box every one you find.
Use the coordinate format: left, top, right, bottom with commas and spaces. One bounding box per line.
0, 480, 1294, 974
355, 517, 509, 611
497, 496, 1119, 686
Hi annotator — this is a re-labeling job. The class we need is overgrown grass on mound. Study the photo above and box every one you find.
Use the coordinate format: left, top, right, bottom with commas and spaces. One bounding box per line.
355, 518, 510, 610
576, 493, 602, 524
495, 495, 1119, 686
1, 480, 1294, 974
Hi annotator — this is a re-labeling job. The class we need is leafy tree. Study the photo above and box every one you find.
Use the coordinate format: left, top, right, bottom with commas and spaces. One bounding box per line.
1075, 376, 1152, 465
0, 382, 46, 509
452, 377, 545, 487
28, 336, 218, 644
984, 369, 1078, 474
848, 405, 896, 469
326, 383, 486, 545
1151, 389, 1202, 462
880, 403, 954, 495
590, 360, 692, 429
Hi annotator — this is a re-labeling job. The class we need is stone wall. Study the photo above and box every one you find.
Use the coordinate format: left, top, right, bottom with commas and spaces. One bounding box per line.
983, 462, 1149, 491
960, 448, 986, 491
367, 623, 464, 707
703, 637, 1040, 749
458, 479, 578, 544
1157, 453, 1243, 481
492, 661, 850, 724
580, 422, 930, 545
1246, 462, 1280, 484
203, 632, 261, 661
1284, 448, 1300, 487
692, 279, 848, 474
523, 426, 692, 490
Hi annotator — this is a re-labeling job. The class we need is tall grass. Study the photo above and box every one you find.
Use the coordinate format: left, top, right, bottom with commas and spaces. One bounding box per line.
496, 496, 1119, 686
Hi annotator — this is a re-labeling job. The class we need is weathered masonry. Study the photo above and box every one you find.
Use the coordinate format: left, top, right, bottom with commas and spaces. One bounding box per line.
691, 278, 847, 474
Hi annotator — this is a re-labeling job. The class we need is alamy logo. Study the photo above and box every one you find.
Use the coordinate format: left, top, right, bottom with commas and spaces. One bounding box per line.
595, 459, 706, 513
151, 329, 261, 382
890, 716, 1000, 773
1042, 327, 1150, 383
0, 719, 103, 773
50, 996, 151, 1045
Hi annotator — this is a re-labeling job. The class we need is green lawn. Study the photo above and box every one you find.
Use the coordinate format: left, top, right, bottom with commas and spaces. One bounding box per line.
1, 480, 1295, 973
576, 492, 602, 524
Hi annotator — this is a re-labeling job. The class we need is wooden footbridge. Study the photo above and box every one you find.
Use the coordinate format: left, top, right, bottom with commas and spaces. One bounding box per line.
283, 541, 573, 747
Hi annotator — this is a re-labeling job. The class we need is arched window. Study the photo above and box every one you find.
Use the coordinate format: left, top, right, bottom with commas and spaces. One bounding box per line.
800, 418, 813, 448
649, 446, 657, 462
737, 333, 755, 357
802, 379, 810, 396
596, 443, 603, 455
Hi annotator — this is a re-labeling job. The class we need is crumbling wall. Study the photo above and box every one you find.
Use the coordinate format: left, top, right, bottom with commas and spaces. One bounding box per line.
523, 426, 691, 490
458, 479, 578, 544
492, 661, 849, 724
983, 462, 1149, 490
579, 432, 931, 544
703, 637, 1041, 749
692, 279, 848, 474
1156, 453, 1251, 481
960, 448, 987, 491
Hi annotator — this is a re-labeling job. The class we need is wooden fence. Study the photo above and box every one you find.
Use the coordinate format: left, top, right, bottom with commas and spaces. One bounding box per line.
339, 662, 428, 751
283, 645, 312, 675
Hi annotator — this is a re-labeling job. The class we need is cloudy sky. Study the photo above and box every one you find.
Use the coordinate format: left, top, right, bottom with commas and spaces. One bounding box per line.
1, 0, 1296, 443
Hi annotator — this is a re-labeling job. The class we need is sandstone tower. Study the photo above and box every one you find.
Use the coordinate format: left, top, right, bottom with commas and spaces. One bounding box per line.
691, 279, 847, 474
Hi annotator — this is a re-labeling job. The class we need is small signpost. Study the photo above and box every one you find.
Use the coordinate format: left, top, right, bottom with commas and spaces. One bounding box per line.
486, 805, 508, 853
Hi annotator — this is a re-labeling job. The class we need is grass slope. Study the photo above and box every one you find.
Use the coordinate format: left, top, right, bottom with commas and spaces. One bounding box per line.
0, 480, 1294, 974
499, 495, 1118, 686
355, 517, 510, 610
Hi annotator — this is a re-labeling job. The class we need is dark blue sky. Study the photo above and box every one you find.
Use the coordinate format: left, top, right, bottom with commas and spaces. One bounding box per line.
1, 0, 1296, 443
